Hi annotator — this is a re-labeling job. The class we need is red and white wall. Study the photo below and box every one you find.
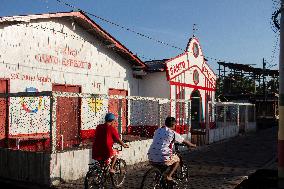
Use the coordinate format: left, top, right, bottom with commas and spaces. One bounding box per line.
166, 38, 216, 129
140, 37, 216, 133
0, 12, 217, 151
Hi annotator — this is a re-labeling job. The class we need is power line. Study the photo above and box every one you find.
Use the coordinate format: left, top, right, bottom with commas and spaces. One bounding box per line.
53, 0, 233, 63
55, 0, 184, 51
1, 0, 239, 65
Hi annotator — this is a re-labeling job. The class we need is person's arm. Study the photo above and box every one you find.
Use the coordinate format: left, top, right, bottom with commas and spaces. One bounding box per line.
182, 140, 197, 148
173, 130, 196, 148
117, 138, 129, 148
111, 127, 129, 148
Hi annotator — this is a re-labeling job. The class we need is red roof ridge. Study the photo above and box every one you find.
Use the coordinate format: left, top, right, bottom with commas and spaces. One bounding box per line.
0, 11, 145, 67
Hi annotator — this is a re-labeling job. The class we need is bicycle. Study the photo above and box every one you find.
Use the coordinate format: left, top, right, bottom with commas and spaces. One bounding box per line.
140, 143, 190, 189
84, 145, 127, 189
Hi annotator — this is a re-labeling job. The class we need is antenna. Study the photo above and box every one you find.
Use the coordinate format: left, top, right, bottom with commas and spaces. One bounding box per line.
193, 24, 198, 37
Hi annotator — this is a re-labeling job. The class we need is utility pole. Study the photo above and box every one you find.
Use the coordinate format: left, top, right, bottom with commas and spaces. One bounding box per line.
279, 0, 284, 187
263, 58, 266, 96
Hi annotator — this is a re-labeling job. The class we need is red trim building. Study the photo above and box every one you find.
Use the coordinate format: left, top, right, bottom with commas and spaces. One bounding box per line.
0, 11, 216, 151
141, 37, 217, 134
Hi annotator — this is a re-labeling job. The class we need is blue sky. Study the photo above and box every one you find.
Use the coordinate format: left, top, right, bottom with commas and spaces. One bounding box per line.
0, 0, 280, 71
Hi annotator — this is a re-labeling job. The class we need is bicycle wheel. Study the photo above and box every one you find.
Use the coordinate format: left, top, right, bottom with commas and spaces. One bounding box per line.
84, 165, 104, 189
140, 167, 164, 189
111, 159, 127, 188
175, 163, 189, 181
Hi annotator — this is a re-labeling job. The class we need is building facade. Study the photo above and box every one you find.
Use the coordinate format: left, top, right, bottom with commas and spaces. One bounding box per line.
0, 11, 216, 151
0, 11, 146, 150
142, 38, 217, 133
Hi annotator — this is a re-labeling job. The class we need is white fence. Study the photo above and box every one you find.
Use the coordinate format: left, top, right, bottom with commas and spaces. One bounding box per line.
0, 91, 256, 185
0, 91, 192, 153
208, 102, 256, 144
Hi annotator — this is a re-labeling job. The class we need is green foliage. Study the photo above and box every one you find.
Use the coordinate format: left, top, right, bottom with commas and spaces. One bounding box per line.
216, 74, 255, 100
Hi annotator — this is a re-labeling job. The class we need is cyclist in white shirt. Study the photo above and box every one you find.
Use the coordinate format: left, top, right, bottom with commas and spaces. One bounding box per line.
148, 117, 196, 184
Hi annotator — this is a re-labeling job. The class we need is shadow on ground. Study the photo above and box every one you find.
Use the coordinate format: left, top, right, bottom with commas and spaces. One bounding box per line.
235, 169, 279, 189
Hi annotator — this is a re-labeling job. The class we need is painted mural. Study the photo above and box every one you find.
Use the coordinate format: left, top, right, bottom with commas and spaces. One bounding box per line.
10, 87, 50, 135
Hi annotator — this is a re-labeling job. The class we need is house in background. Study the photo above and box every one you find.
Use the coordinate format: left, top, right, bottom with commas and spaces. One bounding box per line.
139, 37, 217, 135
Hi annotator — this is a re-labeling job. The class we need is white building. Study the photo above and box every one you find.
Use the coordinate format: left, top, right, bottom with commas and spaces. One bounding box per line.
0, 11, 222, 185
0, 11, 147, 150
141, 38, 217, 133
0, 11, 217, 150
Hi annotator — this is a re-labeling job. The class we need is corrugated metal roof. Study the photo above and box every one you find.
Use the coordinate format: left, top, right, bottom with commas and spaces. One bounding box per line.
217, 62, 278, 76
144, 59, 168, 72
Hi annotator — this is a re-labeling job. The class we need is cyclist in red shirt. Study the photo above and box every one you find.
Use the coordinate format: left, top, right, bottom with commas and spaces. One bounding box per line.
92, 113, 129, 174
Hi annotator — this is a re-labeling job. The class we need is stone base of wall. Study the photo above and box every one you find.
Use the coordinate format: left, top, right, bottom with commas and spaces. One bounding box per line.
209, 125, 239, 144
51, 138, 153, 183
0, 131, 194, 186
0, 148, 50, 185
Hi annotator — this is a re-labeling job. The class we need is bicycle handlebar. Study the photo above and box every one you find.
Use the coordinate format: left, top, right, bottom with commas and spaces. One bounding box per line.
113, 143, 123, 151
174, 142, 186, 146
113, 141, 129, 151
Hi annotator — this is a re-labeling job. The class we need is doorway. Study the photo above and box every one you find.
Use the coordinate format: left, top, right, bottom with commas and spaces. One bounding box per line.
52, 84, 81, 150
108, 89, 128, 134
190, 90, 201, 129
0, 79, 9, 147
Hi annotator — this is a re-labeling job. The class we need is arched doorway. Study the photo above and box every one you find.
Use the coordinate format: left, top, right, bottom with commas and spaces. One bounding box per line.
190, 90, 206, 146
190, 90, 201, 129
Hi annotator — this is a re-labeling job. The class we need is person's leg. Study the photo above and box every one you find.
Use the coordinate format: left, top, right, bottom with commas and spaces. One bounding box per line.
109, 155, 118, 174
166, 162, 179, 180
165, 154, 180, 181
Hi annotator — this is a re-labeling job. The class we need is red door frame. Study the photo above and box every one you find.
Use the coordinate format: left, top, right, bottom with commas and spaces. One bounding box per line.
108, 88, 128, 134
52, 83, 82, 149
0, 79, 10, 147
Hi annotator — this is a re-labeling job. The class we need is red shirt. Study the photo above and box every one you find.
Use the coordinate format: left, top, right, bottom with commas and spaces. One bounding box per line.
92, 123, 120, 160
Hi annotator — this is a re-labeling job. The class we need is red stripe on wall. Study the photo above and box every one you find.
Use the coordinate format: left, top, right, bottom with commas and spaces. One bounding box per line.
170, 81, 215, 92
9, 133, 49, 139
170, 84, 172, 116
205, 78, 207, 128
80, 129, 96, 139
279, 140, 284, 167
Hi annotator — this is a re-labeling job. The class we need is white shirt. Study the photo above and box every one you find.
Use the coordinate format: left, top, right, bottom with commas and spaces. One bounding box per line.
148, 126, 184, 162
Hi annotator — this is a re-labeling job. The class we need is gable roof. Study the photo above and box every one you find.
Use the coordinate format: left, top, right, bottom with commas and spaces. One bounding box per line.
0, 11, 145, 68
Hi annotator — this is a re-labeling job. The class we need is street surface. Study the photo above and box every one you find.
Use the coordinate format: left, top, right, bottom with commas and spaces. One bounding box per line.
58, 127, 277, 189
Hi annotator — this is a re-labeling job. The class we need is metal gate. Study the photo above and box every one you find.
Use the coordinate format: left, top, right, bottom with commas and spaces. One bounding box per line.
0, 79, 9, 147
52, 84, 81, 150
108, 89, 128, 134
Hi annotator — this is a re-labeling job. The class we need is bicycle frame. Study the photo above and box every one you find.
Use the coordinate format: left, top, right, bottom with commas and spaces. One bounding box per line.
140, 143, 189, 189
85, 141, 128, 189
